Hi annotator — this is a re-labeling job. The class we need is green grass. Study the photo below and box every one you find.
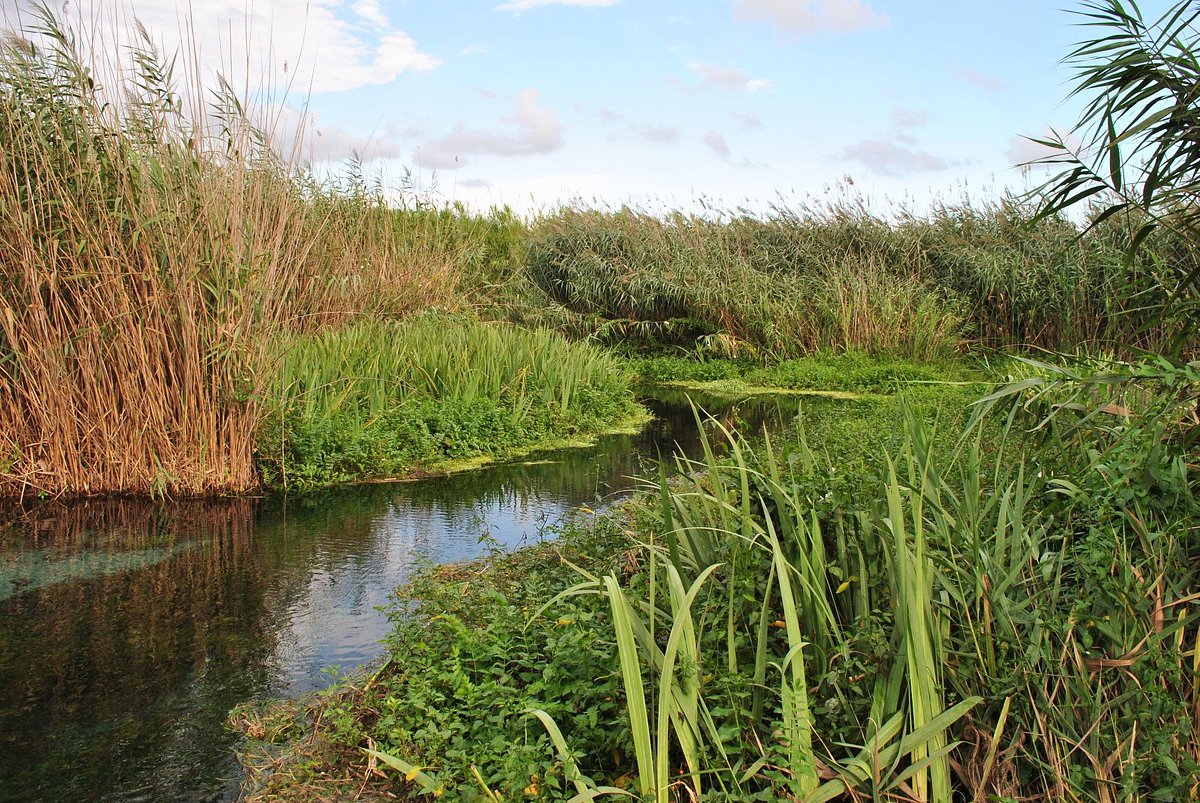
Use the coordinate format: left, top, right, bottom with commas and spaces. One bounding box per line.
633, 350, 989, 394
255, 315, 645, 489
512, 201, 1194, 360
235, 356, 1199, 801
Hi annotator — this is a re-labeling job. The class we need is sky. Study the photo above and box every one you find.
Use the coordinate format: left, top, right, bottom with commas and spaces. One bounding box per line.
3, 0, 1181, 215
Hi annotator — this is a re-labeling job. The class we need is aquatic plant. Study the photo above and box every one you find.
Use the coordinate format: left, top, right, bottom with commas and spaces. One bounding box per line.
256, 315, 642, 488
0, 4, 469, 499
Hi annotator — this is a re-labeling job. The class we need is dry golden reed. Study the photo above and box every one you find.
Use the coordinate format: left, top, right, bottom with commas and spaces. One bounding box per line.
0, 6, 464, 500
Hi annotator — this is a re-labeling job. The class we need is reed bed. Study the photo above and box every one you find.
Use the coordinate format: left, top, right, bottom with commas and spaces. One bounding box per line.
257, 315, 639, 488
0, 8, 467, 500
518, 201, 1192, 359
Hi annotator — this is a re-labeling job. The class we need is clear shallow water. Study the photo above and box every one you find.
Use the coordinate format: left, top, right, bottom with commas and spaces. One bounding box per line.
0, 393, 794, 802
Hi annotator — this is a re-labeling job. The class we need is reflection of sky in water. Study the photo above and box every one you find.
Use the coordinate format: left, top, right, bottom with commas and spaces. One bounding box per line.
0, 542, 195, 601
268, 465, 632, 695
251, 398, 737, 696
0, 390, 806, 801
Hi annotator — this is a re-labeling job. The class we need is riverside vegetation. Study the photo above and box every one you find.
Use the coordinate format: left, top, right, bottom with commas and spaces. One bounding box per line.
1, 5, 1194, 500
3, 0, 1199, 800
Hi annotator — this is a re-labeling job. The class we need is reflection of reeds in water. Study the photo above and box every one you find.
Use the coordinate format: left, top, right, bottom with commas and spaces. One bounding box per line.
0, 498, 262, 699
0, 497, 260, 634
0, 498, 274, 800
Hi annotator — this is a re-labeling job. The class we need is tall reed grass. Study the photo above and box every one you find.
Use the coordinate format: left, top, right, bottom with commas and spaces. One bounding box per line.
518, 200, 1192, 359
0, 7, 467, 499
257, 315, 639, 488
592, 379, 1196, 799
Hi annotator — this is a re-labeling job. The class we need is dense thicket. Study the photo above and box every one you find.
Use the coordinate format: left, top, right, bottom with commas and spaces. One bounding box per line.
518, 202, 1196, 358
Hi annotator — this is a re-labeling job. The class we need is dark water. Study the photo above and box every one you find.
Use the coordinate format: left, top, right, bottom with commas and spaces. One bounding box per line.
0, 392, 795, 802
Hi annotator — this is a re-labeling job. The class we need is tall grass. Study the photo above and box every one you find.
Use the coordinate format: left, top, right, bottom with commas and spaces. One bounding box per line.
518, 200, 1192, 359
257, 315, 640, 488
246, 368, 1197, 799
0, 6, 467, 499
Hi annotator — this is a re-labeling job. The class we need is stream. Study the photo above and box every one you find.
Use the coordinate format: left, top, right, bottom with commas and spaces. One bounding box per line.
0, 391, 798, 802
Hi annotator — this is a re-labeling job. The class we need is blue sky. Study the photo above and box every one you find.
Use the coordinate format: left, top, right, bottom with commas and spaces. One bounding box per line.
15, 0, 1178, 214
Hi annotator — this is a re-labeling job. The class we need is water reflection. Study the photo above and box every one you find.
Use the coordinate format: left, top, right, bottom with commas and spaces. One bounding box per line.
0, 392, 795, 801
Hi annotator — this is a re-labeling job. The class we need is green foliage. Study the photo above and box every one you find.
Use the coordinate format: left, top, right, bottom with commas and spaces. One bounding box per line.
634, 352, 988, 398
522, 206, 965, 359
516, 201, 1193, 359
249, 354, 1194, 801
309, 520, 632, 801
256, 315, 642, 488
1030, 0, 1200, 339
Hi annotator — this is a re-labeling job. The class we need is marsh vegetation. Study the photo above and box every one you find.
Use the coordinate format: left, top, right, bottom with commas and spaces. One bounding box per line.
2, 0, 1199, 801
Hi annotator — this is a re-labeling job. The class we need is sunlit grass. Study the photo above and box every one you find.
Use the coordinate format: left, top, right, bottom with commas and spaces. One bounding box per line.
256, 315, 642, 488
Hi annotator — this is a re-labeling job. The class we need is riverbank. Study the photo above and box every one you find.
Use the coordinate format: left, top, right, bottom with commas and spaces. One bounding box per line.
0, 390, 730, 801
227, 363, 986, 799
254, 315, 649, 492
4, 4, 1194, 501
232, 350, 1199, 801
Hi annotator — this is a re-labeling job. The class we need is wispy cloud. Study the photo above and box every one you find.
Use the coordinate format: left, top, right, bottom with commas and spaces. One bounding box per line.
91, 0, 440, 95
267, 104, 402, 165
638, 124, 680, 144
733, 0, 888, 35
595, 109, 679, 144
703, 130, 731, 158
495, 0, 618, 11
417, 88, 564, 168
841, 139, 956, 176
682, 62, 773, 93
350, 0, 390, 28
730, 111, 764, 130
959, 68, 1005, 93
890, 105, 929, 128
1007, 128, 1083, 170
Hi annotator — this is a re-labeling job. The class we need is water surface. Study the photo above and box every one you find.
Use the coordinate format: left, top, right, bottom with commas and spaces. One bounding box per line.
0, 392, 795, 801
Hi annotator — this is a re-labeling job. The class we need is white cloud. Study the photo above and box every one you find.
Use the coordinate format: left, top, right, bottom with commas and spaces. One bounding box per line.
638, 124, 679, 144
418, 88, 564, 168
38, 0, 441, 97
495, 0, 618, 11
890, 105, 928, 128
959, 68, 1005, 93
730, 111, 763, 130
449, 172, 615, 215
684, 62, 773, 93
267, 103, 402, 165
733, 0, 888, 35
351, 0, 390, 28
1007, 128, 1084, 171
703, 130, 731, 158
595, 109, 678, 144
841, 139, 954, 176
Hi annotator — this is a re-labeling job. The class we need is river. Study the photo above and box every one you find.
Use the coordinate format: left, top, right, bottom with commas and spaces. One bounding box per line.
0, 391, 794, 801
